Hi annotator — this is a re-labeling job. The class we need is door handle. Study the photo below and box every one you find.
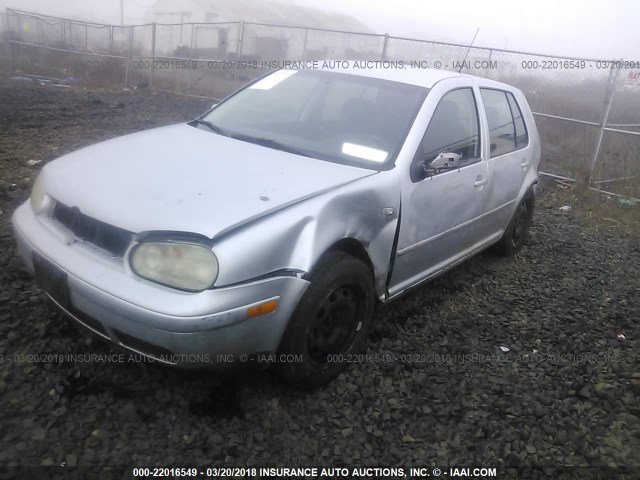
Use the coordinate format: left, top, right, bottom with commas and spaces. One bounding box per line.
521, 160, 530, 169
474, 178, 488, 187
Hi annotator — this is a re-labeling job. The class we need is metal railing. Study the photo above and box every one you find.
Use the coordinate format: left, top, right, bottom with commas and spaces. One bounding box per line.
2, 8, 639, 199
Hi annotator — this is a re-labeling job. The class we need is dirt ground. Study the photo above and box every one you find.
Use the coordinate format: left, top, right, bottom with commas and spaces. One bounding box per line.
0, 77, 639, 472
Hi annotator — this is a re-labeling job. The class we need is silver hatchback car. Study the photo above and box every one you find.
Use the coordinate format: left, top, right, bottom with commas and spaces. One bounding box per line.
12, 64, 540, 388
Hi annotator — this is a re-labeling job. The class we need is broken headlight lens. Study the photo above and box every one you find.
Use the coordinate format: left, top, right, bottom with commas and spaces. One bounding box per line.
130, 240, 219, 292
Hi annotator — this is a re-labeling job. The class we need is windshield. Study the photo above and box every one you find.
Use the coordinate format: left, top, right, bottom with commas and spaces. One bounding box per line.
199, 70, 429, 169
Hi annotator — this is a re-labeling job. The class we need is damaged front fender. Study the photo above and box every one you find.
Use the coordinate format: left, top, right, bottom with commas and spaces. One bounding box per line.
211, 172, 401, 299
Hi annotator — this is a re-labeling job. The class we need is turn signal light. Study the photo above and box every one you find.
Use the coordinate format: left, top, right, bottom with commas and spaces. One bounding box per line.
247, 299, 278, 318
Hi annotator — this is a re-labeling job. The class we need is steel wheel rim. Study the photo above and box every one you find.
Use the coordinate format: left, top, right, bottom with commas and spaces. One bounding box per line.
307, 284, 363, 363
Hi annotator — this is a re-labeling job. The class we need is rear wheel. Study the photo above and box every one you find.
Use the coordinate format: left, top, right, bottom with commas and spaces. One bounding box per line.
276, 252, 375, 389
494, 191, 535, 256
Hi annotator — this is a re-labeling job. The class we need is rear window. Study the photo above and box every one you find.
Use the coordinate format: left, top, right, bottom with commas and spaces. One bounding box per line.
480, 88, 529, 157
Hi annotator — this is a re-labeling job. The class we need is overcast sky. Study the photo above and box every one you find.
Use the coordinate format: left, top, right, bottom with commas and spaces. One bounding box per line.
2, 0, 638, 59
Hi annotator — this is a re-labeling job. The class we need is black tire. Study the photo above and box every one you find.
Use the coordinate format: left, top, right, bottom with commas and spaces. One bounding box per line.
494, 190, 535, 257
276, 252, 375, 389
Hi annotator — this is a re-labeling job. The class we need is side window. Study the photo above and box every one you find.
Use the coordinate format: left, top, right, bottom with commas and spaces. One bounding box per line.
480, 88, 529, 157
411, 88, 481, 181
480, 89, 516, 157
506, 92, 529, 148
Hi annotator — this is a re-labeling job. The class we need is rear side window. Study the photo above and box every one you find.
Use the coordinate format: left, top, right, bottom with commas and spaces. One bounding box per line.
480, 88, 529, 157
506, 92, 529, 148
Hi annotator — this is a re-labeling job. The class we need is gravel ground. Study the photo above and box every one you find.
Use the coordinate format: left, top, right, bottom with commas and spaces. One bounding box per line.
0, 78, 639, 470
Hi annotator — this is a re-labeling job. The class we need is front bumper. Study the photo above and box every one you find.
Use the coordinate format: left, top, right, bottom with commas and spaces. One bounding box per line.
12, 202, 309, 367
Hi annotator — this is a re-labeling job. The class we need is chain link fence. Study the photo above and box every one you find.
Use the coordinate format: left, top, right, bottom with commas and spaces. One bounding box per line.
2, 8, 639, 199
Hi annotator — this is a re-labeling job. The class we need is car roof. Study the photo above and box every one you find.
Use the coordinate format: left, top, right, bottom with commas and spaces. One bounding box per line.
309, 61, 515, 91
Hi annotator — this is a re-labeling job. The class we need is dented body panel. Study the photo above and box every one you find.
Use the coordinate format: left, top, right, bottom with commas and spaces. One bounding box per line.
211, 171, 401, 297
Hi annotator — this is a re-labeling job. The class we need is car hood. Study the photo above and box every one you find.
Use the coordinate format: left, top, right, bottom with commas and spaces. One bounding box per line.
44, 124, 375, 238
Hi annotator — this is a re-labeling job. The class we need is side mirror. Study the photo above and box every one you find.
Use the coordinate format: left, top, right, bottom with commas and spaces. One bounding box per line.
424, 151, 463, 175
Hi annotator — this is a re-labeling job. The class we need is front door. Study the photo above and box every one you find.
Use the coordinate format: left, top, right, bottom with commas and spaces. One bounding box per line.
390, 86, 490, 296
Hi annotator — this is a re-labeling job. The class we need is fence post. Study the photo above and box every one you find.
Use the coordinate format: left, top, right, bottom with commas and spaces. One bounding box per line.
587, 65, 619, 185
125, 25, 133, 87
238, 20, 244, 56
381, 33, 389, 60
109, 25, 114, 54
6, 11, 14, 75
37, 16, 45, 72
149, 22, 156, 87
302, 28, 308, 59
187, 24, 194, 95
235, 21, 244, 88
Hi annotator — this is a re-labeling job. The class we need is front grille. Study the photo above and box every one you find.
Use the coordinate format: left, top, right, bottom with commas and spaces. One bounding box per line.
52, 201, 132, 257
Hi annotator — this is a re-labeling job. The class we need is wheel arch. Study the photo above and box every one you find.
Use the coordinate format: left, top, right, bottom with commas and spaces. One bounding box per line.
315, 238, 375, 279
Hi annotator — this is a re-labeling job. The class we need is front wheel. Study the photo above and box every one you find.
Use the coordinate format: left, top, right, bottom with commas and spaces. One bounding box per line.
494, 191, 535, 256
276, 252, 375, 389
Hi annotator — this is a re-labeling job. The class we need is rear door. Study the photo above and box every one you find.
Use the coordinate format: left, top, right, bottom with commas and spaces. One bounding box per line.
390, 80, 491, 296
479, 88, 531, 231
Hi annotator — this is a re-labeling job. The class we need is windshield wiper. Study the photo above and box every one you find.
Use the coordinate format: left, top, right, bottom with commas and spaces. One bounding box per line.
231, 134, 311, 158
191, 118, 229, 137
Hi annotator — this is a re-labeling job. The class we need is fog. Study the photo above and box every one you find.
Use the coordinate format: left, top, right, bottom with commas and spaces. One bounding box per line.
1, 0, 638, 59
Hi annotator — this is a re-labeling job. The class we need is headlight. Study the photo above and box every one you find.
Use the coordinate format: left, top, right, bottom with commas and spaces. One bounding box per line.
30, 172, 46, 213
130, 240, 219, 292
